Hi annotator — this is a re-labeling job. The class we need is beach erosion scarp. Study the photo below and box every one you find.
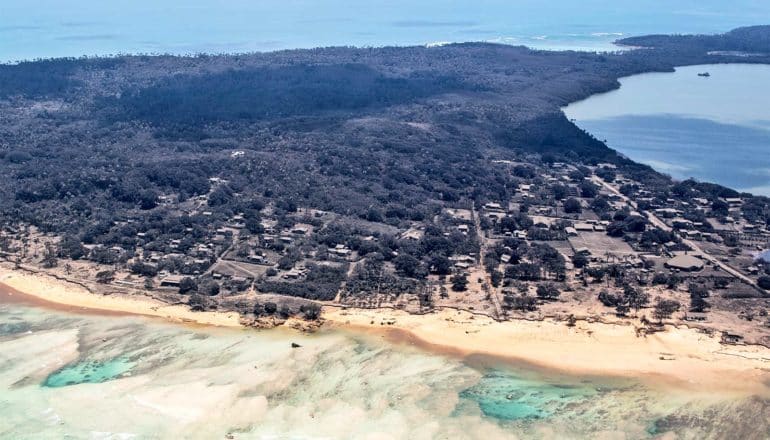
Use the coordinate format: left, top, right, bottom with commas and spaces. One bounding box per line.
1, 264, 769, 395
0, 265, 242, 328
323, 307, 770, 394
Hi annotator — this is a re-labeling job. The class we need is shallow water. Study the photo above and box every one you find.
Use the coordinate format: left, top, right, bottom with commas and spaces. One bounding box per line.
1, 301, 769, 439
3, 0, 770, 61
564, 64, 770, 195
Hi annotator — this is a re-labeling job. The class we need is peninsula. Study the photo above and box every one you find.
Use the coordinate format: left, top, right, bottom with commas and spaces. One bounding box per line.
2, 26, 770, 387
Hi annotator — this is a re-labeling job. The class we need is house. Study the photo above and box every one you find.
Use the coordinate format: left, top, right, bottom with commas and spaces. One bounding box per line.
671, 218, 694, 229
654, 208, 681, 218
665, 255, 704, 272
291, 225, 309, 235
574, 222, 594, 232
565, 227, 578, 237
682, 230, 702, 240
684, 312, 708, 322
283, 269, 303, 279
330, 244, 351, 257
159, 275, 185, 288
401, 229, 423, 241
721, 332, 744, 345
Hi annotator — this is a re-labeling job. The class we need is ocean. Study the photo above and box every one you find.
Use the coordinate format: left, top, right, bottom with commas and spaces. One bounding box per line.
1, 301, 767, 439
2, 0, 770, 61
563, 64, 770, 196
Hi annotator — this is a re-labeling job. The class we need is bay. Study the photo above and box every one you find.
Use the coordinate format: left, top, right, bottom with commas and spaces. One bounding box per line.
564, 64, 770, 195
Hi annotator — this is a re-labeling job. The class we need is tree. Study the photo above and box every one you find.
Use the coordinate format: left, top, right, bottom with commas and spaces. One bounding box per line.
394, 254, 421, 278
59, 235, 86, 260
189, 294, 206, 311
430, 255, 452, 276
245, 217, 264, 234
178, 277, 197, 294
598, 290, 620, 307
550, 184, 567, 201
689, 293, 710, 312
490, 270, 503, 288
623, 284, 649, 312
758, 276, 770, 290
95, 270, 115, 284
572, 253, 588, 269
653, 298, 681, 321
198, 280, 220, 296
300, 303, 322, 320
263, 302, 278, 315
42, 243, 58, 268
536, 283, 560, 301
585, 267, 605, 283
563, 198, 582, 214
504, 293, 537, 312
451, 273, 468, 292
579, 182, 598, 198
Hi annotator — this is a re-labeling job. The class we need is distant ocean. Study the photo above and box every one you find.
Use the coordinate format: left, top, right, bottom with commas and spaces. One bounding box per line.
2, 0, 770, 61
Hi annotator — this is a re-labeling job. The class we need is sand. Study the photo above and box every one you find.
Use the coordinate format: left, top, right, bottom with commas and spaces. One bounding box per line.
323, 307, 770, 393
0, 266, 242, 328
2, 265, 769, 392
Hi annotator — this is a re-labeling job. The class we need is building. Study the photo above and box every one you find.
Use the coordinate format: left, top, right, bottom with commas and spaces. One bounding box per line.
159, 275, 185, 288
574, 223, 594, 232
665, 255, 704, 272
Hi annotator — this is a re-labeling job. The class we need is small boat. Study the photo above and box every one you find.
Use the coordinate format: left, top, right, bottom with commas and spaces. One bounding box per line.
697, 72, 711, 77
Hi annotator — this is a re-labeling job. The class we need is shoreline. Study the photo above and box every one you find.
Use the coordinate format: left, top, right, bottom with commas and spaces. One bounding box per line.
2, 265, 770, 392
324, 306, 770, 393
0, 266, 242, 328
561, 63, 770, 197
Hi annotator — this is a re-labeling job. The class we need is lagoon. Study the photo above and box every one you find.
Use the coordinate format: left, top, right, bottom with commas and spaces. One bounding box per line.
564, 64, 770, 195
1, 300, 769, 439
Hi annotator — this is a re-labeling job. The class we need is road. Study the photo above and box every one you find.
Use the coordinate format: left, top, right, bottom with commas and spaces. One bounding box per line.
473, 207, 504, 318
592, 176, 761, 290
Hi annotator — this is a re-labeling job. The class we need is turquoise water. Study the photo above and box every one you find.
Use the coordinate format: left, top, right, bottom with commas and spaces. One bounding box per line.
1, 301, 769, 438
564, 64, 770, 196
458, 370, 600, 420
3, 0, 770, 61
43, 357, 135, 387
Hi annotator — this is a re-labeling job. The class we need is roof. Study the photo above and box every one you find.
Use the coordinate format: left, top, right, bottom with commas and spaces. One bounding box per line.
665, 255, 704, 271
160, 275, 185, 284
574, 223, 594, 231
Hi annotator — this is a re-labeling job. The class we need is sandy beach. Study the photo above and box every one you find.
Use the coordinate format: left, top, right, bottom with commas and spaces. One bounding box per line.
324, 307, 770, 393
0, 266, 242, 328
2, 265, 770, 393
